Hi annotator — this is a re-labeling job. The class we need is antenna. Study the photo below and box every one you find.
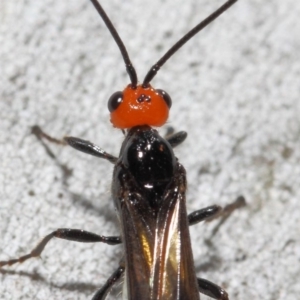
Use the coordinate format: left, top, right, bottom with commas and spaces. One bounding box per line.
90, 0, 138, 88
142, 0, 238, 87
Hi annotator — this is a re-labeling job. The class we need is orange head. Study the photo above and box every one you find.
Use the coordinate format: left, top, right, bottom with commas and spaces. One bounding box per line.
108, 84, 172, 129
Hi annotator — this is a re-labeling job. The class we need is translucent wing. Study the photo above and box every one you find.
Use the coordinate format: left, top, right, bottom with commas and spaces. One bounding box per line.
114, 163, 199, 300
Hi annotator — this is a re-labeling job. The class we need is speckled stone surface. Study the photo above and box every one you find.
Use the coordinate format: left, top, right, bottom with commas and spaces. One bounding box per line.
1, 1, 299, 299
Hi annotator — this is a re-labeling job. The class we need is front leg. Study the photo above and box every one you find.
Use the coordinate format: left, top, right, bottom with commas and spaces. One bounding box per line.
64, 136, 117, 163
166, 130, 187, 148
32, 125, 118, 163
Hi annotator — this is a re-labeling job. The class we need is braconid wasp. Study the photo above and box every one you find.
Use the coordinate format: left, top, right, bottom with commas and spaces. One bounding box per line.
1, 0, 246, 299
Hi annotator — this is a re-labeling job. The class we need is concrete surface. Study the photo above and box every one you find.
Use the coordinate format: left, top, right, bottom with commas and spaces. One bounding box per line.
1, 0, 299, 299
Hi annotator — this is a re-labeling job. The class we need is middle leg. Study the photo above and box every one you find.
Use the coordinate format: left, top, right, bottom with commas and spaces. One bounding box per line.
0, 229, 121, 268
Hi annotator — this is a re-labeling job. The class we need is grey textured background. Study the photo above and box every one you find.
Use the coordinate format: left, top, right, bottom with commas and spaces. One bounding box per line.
1, 0, 300, 299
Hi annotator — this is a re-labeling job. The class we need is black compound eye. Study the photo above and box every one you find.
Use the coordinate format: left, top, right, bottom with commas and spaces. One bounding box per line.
156, 89, 172, 108
108, 91, 123, 113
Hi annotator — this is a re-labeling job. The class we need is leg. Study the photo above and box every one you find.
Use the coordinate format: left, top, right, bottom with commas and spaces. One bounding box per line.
188, 196, 246, 227
207, 196, 246, 222
31, 126, 73, 182
92, 265, 125, 300
0, 229, 121, 268
188, 205, 222, 226
191, 199, 245, 300
32, 125, 67, 145
197, 278, 228, 300
32, 125, 117, 164
209, 196, 246, 236
164, 126, 175, 137
166, 131, 187, 148
64, 136, 117, 164
32, 125, 72, 180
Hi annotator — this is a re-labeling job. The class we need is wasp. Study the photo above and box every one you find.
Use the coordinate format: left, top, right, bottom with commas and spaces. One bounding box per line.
1, 0, 244, 299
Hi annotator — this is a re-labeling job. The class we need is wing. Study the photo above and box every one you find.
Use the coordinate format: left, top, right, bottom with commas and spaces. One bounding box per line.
113, 164, 156, 299
150, 163, 200, 300
113, 163, 199, 300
